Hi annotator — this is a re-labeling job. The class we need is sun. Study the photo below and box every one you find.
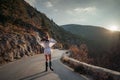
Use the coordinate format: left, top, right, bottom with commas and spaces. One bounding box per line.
108, 25, 118, 31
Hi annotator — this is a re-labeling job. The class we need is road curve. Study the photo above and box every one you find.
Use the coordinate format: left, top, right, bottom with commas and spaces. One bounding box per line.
0, 49, 91, 80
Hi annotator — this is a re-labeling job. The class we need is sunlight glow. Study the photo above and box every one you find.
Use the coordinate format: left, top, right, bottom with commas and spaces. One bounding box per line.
108, 25, 118, 31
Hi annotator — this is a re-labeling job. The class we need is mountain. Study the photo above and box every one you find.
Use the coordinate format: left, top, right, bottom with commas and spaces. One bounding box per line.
0, 0, 83, 64
61, 24, 119, 48
61, 24, 120, 57
62, 24, 120, 72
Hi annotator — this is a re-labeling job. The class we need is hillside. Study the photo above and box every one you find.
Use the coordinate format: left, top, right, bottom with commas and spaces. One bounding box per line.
62, 24, 120, 72
62, 24, 119, 48
61, 24, 117, 57
0, 0, 83, 64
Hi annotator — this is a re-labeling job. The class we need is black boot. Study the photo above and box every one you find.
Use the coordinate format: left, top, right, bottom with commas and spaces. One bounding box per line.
45, 62, 48, 71
49, 61, 54, 71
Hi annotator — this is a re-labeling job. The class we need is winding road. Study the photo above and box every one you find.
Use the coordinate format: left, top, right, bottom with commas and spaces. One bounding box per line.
0, 49, 91, 80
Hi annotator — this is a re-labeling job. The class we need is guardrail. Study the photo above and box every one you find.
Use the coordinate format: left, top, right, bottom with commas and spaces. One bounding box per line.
61, 53, 120, 80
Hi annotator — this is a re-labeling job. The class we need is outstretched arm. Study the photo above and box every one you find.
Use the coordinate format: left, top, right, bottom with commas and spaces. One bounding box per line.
49, 38, 57, 47
49, 38, 57, 43
37, 38, 44, 45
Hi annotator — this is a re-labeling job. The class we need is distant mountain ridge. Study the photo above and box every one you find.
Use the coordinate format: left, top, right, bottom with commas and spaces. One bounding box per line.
61, 24, 119, 48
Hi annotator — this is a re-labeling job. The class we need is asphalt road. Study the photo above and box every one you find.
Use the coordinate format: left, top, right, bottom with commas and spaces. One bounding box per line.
0, 49, 91, 80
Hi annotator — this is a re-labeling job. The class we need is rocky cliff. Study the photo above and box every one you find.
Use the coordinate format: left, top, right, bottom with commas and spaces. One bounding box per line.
0, 0, 82, 64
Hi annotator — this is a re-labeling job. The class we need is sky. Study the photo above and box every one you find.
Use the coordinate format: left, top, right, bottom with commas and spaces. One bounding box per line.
25, 0, 120, 31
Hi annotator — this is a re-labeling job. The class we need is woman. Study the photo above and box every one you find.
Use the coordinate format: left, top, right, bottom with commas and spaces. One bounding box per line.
39, 34, 56, 71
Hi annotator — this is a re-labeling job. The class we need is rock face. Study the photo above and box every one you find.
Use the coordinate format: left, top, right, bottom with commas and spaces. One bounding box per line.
0, 0, 82, 64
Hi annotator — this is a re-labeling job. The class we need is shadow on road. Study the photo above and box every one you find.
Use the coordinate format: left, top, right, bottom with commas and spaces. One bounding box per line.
19, 71, 51, 80
19, 52, 90, 80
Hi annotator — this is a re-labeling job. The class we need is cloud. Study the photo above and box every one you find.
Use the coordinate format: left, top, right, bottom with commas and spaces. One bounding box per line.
25, 0, 36, 7
74, 7, 96, 13
66, 6, 97, 16
43, 1, 59, 12
44, 1, 53, 8
65, 6, 98, 25
53, 9, 58, 12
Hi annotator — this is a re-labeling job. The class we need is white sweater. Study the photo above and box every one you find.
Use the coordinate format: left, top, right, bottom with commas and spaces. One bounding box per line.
39, 38, 57, 48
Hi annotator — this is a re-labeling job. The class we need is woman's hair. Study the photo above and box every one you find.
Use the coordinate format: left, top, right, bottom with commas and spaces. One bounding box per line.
41, 36, 49, 42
